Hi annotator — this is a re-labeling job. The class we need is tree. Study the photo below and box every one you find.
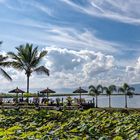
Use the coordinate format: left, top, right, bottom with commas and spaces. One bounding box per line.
0, 42, 12, 81
8, 43, 49, 93
118, 83, 135, 108
88, 85, 103, 108
103, 85, 116, 108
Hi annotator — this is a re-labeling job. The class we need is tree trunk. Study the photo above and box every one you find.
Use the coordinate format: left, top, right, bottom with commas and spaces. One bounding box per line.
26, 75, 30, 103
125, 94, 127, 108
109, 94, 111, 108
96, 94, 98, 108
27, 75, 30, 93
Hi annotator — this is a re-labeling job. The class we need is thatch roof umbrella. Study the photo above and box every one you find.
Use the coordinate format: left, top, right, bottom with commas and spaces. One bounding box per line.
40, 88, 56, 99
9, 87, 25, 100
73, 87, 88, 103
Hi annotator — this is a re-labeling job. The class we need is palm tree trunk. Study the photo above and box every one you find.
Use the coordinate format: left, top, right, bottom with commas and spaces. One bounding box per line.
26, 75, 30, 103
109, 94, 111, 108
96, 95, 98, 108
125, 94, 127, 108
27, 75, 30, 93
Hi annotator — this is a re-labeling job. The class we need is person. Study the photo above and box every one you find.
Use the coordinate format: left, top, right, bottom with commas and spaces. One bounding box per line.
56, 98, 60, 107
33, 97, 39, 106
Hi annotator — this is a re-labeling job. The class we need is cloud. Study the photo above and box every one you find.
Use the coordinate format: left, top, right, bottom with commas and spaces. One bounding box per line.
125, 57, 140, 83
126, 57, 140, 73
44, 47, 115, 72
0, 21, 120, 53
43, 26, 120, 53
83, 53, 115, 78
61, 0, 140, 25
0, 0, 53, 17
0, 47, 120, 92
43, 47, 117, 87
2, 46, 140, 92
0, 0, 122, 54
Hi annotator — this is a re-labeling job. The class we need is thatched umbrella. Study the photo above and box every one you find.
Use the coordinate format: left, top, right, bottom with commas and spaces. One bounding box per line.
9, 87, 25, 100
40, 88, 56, 99
73, 87, 88, 103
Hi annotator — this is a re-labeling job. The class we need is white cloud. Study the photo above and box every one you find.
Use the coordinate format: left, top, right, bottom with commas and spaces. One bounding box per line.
1, 0, 53, 17
0, 22, 120, 53
43, 47, 118, 87
44, 47, 115, 73
83, 53, 115, 78
44, 27, 120, 53
0, 47, 121, 92
125, 57, 140, 83
126, 57, 140, 74
61, 0, 140, 25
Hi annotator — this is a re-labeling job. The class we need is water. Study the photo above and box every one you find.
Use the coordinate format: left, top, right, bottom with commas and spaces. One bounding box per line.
2, 95, 140, 108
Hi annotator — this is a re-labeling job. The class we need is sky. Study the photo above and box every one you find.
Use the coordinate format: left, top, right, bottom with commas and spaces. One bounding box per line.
1, 0, 140, 92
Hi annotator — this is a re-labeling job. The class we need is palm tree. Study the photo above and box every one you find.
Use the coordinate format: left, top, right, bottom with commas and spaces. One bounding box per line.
118, 83, 135, 108
103, 85, 116, 108
0, 42, 12, 81
8, 43, 49, 93
88, 85, 103, 108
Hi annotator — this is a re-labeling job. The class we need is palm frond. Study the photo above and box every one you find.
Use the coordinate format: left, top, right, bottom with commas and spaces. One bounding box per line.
103, 87, 111, 95
128, 87, 135, 91
97, 84, 103, 93
88, 85, 95, 90
38, 51, 47, 60
127, 91, 134, 95
0, 61, 11, 67
0, 68, 12, 81
109, 85, 117, 92
9, 62, 24, 71
123, 83, 129, 90
0, 55, 8, 62
118, 87, 124, 93
8, 52, 26, 70
88, 89, 95, 95
103, 86, 108, 91
0, 55, 10, 67
30, 47, 38, 65
34, 66, 49, 76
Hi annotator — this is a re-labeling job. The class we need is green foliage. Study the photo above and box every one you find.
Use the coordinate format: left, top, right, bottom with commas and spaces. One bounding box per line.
113, 136, 124, 140
0, 43, 12, 81
8, 43, 49, 93
0, 109, 139, 139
